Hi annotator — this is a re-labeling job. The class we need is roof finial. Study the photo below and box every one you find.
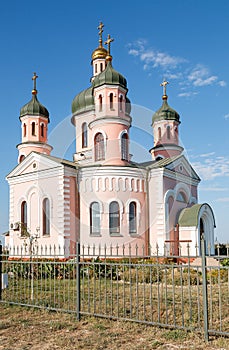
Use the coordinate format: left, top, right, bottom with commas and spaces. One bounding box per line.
160, 79, 169, 100
32, 72, 38, 95
105, 34, 114, 61
98, 22, 104, 48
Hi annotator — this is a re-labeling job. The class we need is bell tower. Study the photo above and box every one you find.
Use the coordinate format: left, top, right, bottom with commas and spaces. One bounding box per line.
150, 80, 183, 160
17, 73, 53, 163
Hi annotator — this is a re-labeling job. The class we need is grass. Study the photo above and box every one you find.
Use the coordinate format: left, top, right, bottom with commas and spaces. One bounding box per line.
0, 303, 228, 350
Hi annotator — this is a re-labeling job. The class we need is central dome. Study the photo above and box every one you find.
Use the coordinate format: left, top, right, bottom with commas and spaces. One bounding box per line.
93, 61, 127, 89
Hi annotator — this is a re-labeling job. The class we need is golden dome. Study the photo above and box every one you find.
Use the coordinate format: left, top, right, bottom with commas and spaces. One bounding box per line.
91, 46, 108, 60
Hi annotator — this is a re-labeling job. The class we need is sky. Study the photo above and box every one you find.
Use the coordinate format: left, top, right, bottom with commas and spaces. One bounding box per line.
0, 0, 228, 243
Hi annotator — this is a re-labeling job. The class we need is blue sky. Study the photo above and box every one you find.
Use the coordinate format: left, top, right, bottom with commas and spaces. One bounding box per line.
0, 0, 228, 243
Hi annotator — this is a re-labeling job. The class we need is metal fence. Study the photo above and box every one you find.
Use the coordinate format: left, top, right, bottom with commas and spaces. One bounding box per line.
0, 239, 229, 341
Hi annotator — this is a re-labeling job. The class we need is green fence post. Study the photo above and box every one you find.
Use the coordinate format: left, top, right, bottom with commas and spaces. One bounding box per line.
201, 234, 209, 342
76, 242, 81, 321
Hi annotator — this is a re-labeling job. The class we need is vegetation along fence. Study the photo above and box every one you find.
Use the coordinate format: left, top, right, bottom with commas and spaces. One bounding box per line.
0, 238, 229, 342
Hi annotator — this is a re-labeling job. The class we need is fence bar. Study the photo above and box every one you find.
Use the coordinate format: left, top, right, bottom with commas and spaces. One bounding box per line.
201, 235, 209, 342
76, 242, 81, 321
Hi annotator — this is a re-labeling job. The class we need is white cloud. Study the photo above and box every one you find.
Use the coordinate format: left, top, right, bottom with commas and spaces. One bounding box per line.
199, 152, 215, 158
216, 197, 229, 202
201, 187, 229, 192
188, 65, 218, 87
218, 80, 227, 87
178, 92, 198, 98
224, 113, 229, 120
192, 155, 229, 180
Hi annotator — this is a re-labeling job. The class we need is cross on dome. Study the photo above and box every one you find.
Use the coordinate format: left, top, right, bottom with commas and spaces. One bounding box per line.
160, 79, 169, 99
32, 72, 38, 95
105, 34, 114, 56
97, 22, 104, 47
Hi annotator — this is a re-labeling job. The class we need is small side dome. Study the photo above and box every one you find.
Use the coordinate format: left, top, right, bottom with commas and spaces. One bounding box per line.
20, 95, 49, 120
92, 46, 108, 61
72, 86, 95, 115
93, 61, 127, 89
152, 98, 180, 124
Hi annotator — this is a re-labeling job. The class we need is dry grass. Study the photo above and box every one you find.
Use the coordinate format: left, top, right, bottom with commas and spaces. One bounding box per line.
0, 303, 228, 350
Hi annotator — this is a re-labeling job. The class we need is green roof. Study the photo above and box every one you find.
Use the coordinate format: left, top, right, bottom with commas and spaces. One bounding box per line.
72, 86, 94, 115
178, 203, 216, 227
20, 94, 49, 120
93, 61, 127, 89
152, 99, 180, 124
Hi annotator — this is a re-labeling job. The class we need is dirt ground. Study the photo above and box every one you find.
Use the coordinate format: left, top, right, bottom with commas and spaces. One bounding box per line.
0, 304, 228, 350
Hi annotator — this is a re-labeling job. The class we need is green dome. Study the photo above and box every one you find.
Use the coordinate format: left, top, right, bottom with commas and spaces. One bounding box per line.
72, 86, 95, 115
152, 98, 180, 124
20, 94, 49, 119
93, 61, 127, 89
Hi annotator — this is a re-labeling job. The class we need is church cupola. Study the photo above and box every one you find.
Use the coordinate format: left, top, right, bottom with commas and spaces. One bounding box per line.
17, 73, 53, 163
150, 80, 183, 161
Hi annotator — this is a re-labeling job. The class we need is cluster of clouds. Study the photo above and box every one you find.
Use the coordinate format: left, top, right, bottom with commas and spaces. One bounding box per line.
128, 39, 226, 97
191, 153, 229, 181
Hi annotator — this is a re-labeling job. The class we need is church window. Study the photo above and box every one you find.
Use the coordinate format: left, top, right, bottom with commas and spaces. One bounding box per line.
41, 124, 44, 137
119, 95, 123, 112
176, 192, 187, 203
19, 155, 25, 163
109, 201, 120, 234
167, 125, 171, 140
94, 132, 105, 161
23, 123, 26, 137
21, 201, 27, 234
110, 93, 114, 110
32, 122, 36, 136
42, 198, 50, 236
99, 94, 103, 112
95, 64, 97, 73
90, 202, 100, 235
100, 62, 103, 72
129, 201, 137, 234
82, 122, 88, 148
121, 133, 128, 160
158, 127, 162, 140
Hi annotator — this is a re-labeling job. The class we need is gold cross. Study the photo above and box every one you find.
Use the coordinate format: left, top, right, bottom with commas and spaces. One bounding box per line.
97, 22, 104, 47
160, 79, 169, 96
105, 34, 114, 55
32, 72, 38, 91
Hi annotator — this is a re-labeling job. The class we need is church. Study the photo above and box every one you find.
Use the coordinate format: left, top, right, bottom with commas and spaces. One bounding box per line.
5, 23, 216, 257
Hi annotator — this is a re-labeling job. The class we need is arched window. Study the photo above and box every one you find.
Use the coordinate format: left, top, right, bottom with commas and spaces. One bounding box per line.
19, 155, 25, 163
109, 201, 120, 234
167, 125, 171, 140
100, 62, 103, 72
90, 202, 100, 235
110, 93, 114, 110
99, 94, 103, 112
121, 133, 128, 160
41, 124, 44, 137
23, 123, 26, 137
21, 201, 27, 233
119, 95, 123, 112
82, 122, 88, 148
158, 127, 162, 140
174, 126, 178, 140
176, 192, 187, 203
129, 201, 137, 234
42, 198, 50, 235
32, 122, 36, 136
95, 64, 97, 74
94, 133, 105, 161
